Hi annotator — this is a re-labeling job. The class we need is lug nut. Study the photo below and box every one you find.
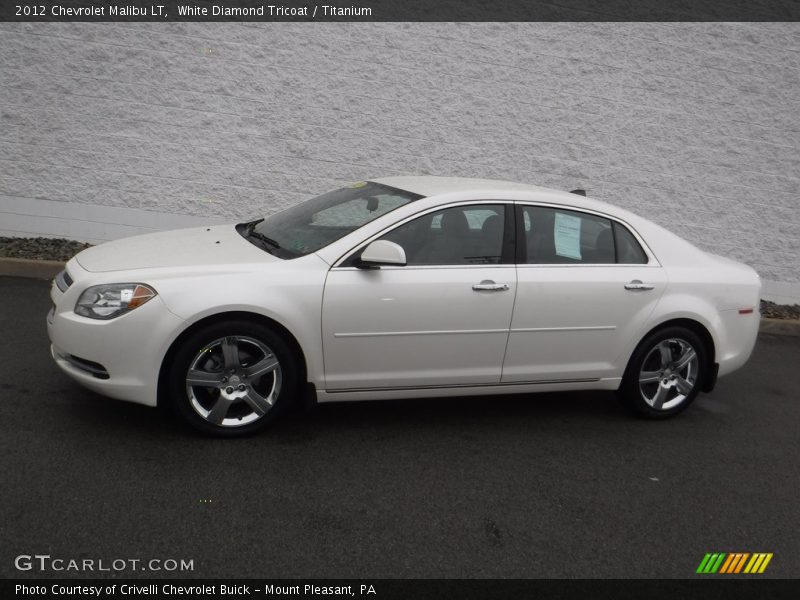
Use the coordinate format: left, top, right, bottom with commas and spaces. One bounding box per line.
221, 377, 228, 383
238, 384, 246, 391
225, 386, 234, 394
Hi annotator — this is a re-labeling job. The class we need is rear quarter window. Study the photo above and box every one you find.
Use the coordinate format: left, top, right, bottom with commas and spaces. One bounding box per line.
613, 222, 648, 264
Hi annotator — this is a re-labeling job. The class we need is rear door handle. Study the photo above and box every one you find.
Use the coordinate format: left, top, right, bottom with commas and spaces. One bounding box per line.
473, 280, 510, 292
624, 280, 654, 291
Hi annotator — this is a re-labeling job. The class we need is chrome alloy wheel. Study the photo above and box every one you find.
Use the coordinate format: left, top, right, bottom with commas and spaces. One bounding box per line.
638, 338, 699, 411
185, 336, 282, 427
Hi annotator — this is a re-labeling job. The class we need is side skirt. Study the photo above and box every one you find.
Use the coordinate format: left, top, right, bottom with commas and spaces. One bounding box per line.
315, 378, 622, 403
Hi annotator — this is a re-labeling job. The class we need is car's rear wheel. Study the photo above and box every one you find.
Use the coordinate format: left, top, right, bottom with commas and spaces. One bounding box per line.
167, 320, 297, 436
620, 326, 707, 418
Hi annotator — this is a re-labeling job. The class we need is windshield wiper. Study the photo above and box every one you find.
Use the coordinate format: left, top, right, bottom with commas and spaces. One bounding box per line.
243, 221, 281, 251
249, 230, 281, 249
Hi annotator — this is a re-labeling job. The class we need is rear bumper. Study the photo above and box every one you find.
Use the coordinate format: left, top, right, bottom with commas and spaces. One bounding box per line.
716, 309, 760, 379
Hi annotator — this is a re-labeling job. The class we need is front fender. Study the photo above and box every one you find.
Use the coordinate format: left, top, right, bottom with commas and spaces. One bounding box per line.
152, 255, 329, 387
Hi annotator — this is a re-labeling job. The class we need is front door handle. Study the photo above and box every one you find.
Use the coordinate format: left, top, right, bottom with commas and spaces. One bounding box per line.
473, 280, 510, 292
624, 280, 655, 291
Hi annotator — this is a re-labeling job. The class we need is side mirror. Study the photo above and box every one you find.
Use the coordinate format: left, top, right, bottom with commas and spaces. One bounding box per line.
358, 240, 407, 268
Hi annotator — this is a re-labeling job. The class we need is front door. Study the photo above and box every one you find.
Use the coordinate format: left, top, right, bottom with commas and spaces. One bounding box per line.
322, 203, 516, 391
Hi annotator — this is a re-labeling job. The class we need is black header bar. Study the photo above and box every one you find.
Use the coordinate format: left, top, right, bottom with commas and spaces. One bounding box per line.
2, 0, 800, 22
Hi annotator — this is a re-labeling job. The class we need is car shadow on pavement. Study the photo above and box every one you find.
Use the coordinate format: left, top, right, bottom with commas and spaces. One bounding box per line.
285, 390, 636, 436
304, 390, 626, 425
61, 384, 631, 440
60, 384, 183, 437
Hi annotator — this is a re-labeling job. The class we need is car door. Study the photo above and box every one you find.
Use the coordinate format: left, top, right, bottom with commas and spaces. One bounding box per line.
322, 203, 517, 391
502, 204, 667, 383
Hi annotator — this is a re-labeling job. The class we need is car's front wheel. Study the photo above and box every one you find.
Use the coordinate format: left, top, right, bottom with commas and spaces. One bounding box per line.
167, 320, 297, 436
620, 326, 708, 419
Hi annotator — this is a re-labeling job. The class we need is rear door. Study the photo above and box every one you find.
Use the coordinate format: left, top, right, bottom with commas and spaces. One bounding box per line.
502, 204, 667, 383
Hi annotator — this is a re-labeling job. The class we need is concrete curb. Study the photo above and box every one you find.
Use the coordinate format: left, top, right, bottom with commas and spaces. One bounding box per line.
0, 257, 64, 280
759, 318, 800, 337
2, 257, 800, 337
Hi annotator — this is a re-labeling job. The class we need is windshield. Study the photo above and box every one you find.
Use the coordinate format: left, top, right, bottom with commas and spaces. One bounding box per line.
239, 182, 423, 258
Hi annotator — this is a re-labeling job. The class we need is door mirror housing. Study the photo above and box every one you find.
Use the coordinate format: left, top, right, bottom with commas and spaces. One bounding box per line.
358, 240, 407, 268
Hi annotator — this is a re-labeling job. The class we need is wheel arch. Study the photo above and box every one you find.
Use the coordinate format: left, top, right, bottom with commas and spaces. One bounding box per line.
624, 318, 717, 393
157, 311, 308, 407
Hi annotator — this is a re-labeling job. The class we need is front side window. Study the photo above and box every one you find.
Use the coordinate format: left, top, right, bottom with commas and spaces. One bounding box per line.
380, 204, 508, 266
240, 182, 422, 259
520, 206, 647, 265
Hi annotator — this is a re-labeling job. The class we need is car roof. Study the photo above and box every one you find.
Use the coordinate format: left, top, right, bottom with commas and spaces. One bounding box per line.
369, 176, 577, 200
367, 175, 660, 233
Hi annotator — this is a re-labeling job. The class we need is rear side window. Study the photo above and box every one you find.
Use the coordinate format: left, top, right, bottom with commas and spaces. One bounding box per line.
520, 206, 647, 265
522, 206, 614, 264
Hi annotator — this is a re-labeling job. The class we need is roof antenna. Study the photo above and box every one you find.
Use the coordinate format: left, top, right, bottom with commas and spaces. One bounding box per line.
570, 189, 586, 196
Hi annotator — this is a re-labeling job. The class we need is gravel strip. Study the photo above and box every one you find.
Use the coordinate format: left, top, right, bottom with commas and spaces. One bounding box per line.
760, 300, 800, 321
2, 237, 799, 320
0, 237, 92, 263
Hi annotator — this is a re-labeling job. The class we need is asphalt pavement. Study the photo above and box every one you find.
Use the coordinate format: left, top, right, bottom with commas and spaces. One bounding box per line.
1, 275, 798, 579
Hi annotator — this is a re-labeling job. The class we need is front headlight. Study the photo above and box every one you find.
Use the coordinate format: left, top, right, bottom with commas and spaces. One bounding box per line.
75, 283, 157, 320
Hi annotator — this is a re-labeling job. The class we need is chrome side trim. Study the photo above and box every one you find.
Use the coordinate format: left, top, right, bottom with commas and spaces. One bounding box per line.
333, 264, 516, 271
515, 264, 661, 269
511, 325, 616, 332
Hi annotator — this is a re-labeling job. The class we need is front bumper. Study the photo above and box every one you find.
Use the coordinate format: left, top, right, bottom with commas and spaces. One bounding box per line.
47, 264, 187, 407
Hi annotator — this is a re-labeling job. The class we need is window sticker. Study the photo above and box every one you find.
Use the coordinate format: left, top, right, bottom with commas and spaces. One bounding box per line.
554, 212, 582, 260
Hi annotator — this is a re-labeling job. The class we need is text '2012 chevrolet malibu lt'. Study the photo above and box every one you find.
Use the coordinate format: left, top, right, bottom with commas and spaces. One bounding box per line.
47, 177, 761, 436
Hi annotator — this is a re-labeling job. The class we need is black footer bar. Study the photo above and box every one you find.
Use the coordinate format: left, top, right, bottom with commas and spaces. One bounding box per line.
4, 579, 800, 600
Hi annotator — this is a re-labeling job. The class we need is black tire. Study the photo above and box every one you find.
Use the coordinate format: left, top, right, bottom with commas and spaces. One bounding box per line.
619, 326, 708, 419
167, 319, 298, 437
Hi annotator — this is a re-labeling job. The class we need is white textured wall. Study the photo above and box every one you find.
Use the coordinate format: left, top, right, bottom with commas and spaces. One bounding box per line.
1, 22, 798, 298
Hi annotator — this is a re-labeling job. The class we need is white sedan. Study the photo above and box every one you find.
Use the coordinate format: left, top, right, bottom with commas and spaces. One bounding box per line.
47, 177, 761, 435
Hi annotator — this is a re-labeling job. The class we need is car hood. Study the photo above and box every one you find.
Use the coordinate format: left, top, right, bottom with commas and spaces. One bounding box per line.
75, 225, 275, 272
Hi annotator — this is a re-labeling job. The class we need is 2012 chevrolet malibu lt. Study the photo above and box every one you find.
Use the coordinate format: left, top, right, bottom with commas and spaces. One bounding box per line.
47, 177, 761, 435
